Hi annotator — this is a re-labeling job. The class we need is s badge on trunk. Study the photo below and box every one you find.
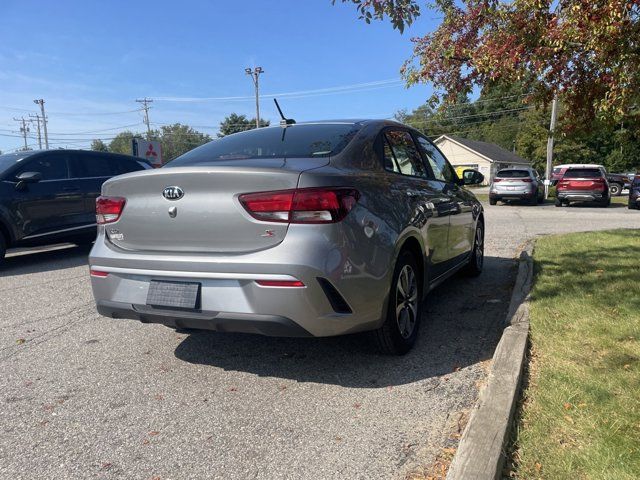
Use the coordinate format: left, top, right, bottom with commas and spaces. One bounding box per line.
163, 186, 184, 200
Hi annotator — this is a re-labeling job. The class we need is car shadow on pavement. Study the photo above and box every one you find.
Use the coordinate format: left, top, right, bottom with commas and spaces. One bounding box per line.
1, 244, 91, 276
174, 255, 518, 388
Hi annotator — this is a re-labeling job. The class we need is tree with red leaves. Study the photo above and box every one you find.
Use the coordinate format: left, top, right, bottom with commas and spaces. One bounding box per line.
336, 0, 640, 126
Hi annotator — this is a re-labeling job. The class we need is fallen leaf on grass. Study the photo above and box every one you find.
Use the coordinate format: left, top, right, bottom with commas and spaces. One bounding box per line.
624, 364, 631, 370
535, 462, 542, 472
563, 402, 572, 410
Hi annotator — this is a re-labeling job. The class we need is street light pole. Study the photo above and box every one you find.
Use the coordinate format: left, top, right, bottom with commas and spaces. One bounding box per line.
245, 67, 264, 128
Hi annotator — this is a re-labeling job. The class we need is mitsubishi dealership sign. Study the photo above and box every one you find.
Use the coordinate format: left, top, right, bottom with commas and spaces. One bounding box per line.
132, 138, 162, 167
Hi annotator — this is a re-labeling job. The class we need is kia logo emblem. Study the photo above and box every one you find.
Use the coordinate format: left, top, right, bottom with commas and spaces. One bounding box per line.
163, 186, 184, 201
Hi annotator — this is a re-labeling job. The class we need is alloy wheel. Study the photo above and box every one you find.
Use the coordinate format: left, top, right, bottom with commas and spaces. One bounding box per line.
474, 225, 484, 270
395, 265, 418, 339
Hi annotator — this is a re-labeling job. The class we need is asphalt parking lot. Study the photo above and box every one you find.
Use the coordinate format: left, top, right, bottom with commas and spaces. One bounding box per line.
1, 202, 638, 479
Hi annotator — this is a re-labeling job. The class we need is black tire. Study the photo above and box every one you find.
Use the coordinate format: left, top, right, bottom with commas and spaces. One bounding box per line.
0, 232, 6, 264
555, 198, 562, 207
462, 220, 484, 277
610, 183, 622, 196
528, 194, 538, 206
489, 198, 497, 206
600, 197, 611, 208
373, 251, 422, 355
629, 201, 639, 210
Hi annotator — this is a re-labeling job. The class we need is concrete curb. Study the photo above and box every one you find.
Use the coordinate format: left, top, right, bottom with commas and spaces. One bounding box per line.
446, 241, 534, 480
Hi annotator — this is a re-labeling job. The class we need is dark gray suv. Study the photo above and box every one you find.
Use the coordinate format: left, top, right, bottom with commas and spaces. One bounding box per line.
0, 150, 150, 261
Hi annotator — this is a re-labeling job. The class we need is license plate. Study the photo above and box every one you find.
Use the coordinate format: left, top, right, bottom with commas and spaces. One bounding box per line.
146, 280, 201, 309
507, 186, 516, 191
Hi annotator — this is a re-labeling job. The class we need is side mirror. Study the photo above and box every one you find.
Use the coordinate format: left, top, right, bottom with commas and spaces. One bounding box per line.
15, 171, 42, 191
16, 171, 42, 183
461, 169, 484, 186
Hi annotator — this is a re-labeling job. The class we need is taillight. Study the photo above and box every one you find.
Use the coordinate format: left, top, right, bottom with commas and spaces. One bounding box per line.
239, 187, 359, 224
90, 269, 109, 278
521, 178, 533, 183
96, 196, 126, 224
493, 178, 502, 182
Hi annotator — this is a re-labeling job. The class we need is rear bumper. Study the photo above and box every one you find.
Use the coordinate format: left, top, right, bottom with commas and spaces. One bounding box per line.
489, 190, 534, 200
97, 300, 312, 337
89, 223, 392, 338
556, 190, 607, 201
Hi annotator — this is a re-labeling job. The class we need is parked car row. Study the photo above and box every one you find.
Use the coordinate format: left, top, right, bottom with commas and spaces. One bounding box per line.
491, 165, 639, 209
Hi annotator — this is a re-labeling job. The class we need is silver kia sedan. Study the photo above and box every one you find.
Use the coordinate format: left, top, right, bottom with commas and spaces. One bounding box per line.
89, 120, 485, 354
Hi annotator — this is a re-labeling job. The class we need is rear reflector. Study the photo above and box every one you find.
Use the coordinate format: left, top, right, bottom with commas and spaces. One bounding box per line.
255, 280, 305, 287
239, 187, 359, 224
90, 269, 109, 278
96, 196, 126, 224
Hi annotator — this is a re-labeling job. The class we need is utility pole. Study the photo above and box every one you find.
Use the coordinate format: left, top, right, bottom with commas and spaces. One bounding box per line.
544, 94, 558, 199
29, 114, 42, 149
136, 98, 153, 140
33, 99, 49, 149
245, 67, 264, 128
13, 117, 30, 151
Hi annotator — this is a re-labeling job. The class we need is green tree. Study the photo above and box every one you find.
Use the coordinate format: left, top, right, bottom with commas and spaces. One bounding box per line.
157, 123, 212, 162
218, 113, 269, 137
108, 131, 138, 155
91, 139, 109, 152
337, 0, 640, 126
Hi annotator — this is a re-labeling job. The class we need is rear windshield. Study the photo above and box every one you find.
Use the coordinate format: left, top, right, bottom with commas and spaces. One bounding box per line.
497, 169, 530, 178
563, 168, 602, 178
166, 123, 361, 167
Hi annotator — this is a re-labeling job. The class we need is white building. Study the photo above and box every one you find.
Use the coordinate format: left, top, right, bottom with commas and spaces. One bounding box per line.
434, 135, 532, 185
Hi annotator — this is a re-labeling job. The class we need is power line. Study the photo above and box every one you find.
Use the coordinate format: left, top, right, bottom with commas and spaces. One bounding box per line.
153, 78, 404, 102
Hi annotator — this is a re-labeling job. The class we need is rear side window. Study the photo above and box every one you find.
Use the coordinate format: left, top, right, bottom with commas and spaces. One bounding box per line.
16, 154, 69, 180
497, 169, 530, 178
70, 154, 113, 178
384, 130, 428, 178
167, 123, 361, 166
111, 157, 145, 175
563, 168, 602, 178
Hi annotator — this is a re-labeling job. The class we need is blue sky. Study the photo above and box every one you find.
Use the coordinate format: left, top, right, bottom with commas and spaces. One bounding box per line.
0, 0, 439, 153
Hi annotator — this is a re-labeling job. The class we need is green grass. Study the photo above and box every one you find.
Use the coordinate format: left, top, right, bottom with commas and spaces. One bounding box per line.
509, 230, 640, 479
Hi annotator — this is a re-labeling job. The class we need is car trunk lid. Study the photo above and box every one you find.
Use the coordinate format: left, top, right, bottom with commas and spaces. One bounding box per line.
100, 158, 328, 253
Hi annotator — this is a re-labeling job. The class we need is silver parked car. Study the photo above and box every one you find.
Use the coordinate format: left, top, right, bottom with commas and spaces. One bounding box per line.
489, 167, 544, 205
89, 120, 485, 354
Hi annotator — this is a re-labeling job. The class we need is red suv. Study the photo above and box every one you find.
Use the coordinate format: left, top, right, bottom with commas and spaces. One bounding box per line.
555, 167, 610, 207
